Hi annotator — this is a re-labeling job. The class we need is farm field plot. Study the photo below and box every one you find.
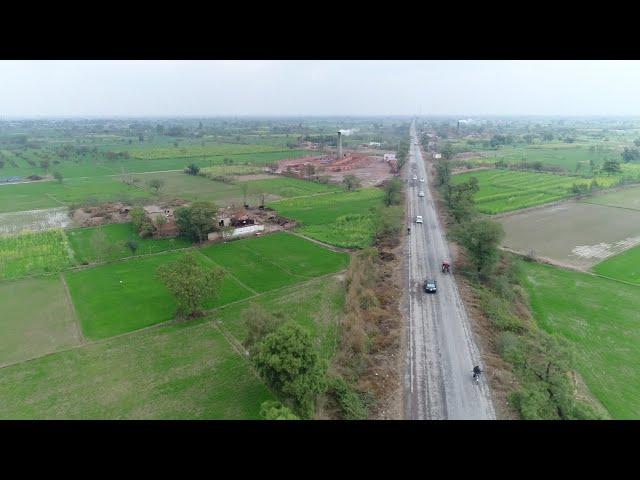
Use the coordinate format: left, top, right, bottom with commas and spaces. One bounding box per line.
0, 276, 81, 366
65, 251, 253, 340
123, 143, 295, 160
521, 262, 640, 419
464, 144, 616, 172
499, 202, 640, 269
213, 275, 345, 360
199, 232, 349, 293
583, 184, 640, 211
0, 176, 150, 214
591, 244, 640, 284
0, 207, 72, 236
243, 177, 340, 198
268, 188, 385, 248
67, 223, 192, 264
0, 229, 74, 280
452, 169, 618, 214
0, 319, 273, 419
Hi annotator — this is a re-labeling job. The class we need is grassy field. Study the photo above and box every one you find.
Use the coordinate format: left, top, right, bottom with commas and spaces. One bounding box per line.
124, 143, 295, 160
499, 202, 640, 269
65, 233, 347, 340
64, 251, 253, 340
521, 261, 640, 419
0, 229, 74, 280
592, 244, 640, 284
199, 232, 349, 293
0, 177, 151, 213
213, 275, 345, 360
0, 319, 273, 419
452, 169, 619, 214
268, 188, 385, 248
67, 222, 192, 264
0, 276, 81, 366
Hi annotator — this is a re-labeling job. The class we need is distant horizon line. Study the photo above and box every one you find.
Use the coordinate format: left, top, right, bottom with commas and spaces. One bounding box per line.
3, 114, 640, 119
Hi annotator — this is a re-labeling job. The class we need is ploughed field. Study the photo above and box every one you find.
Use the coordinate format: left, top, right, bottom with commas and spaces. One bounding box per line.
499, 186, 640, 269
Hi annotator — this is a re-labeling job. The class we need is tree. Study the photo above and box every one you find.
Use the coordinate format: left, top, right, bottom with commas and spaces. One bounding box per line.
39, 159, 50, 172
440, 142, 454, 160
634, 139, 640, 148
130, 206, 156, 238
453, 219, 505, 279
185, 163, 200, 175
260, 401, 299, 420
342, 174, 361, 191
252, 323, 327, 418
382, 177, 403, 206
621, 147, 640, 163
602, 159, 622, 175
446, 177, 479, 224
156, 253, 226, 318
242, 303, 283, 353
138, 133, 144, 142
147, 178, 165, 193
53, 171, 63, 183
175, 201, 218, 242
125, 240, 138, 255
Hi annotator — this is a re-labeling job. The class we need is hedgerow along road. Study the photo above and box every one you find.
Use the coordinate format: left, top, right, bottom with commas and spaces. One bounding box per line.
405, 121, 495, 420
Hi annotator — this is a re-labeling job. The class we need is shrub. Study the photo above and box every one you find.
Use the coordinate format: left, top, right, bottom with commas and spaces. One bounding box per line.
326, 375, 369, 420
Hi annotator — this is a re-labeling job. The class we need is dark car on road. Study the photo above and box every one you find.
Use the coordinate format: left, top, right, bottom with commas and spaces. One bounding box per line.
424, 279, 437, 293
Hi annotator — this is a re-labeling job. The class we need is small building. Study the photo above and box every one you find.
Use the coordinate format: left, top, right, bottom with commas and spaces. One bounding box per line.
383, 153, 396, 162
434, 153, 442, 159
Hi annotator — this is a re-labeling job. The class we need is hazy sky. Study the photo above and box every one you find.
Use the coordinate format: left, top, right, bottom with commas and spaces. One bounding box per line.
2, 60, 640, 117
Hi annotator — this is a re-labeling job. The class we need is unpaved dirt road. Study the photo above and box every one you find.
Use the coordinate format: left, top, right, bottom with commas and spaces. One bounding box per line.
404, 121, 495, 420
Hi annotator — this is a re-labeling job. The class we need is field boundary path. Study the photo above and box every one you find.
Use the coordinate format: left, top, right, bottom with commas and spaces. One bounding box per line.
283, 230, 350, 253
59, 273, 85, 344
404, 121, 495, 420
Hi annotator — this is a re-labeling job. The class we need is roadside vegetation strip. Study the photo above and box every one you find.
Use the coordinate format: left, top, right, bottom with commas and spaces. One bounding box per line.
521, 261, 640, 419
0, 275, 81, 367
0, 318, 275, 419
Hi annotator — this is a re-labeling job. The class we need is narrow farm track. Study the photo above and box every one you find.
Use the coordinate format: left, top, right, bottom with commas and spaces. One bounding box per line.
405, 121, 495, 420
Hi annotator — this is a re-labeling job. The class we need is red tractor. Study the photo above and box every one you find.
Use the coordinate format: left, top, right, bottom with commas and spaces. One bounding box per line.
441, 261, 451, 273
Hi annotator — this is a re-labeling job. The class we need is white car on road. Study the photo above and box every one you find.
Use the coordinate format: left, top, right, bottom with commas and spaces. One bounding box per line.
419, 177, 425, 182
418, 191, 425, 197
412, 175, 418, 181
416, 215, 423, 224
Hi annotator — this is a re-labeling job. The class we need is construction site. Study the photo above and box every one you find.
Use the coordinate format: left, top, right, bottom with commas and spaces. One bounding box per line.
273, 130, 399, 187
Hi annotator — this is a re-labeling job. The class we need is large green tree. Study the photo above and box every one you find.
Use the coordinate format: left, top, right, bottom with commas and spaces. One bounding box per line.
259, 401, 299, 420
382, 177, 403, 206
453, 219, 505, 279
175, 201, 218, 242
156, 253, 225, 318
252, 323, 326, 418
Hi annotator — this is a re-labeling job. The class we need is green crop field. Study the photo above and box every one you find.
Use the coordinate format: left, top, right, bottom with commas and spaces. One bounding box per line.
521, 261, 640, 419
199, 232, 349, 293
453, 169, 619, 214
213, 275, 345, 360
64, 251, 253, 340
592, 244, 640, 284
0, 276, 81, 366
243, 177, 340, 198
0, 319, 273, 419
0, 177, 151, 213
268, 188, 385, 248
67, 222, 192, 264
124, 143, 292, 160
0, 229, 74, 280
